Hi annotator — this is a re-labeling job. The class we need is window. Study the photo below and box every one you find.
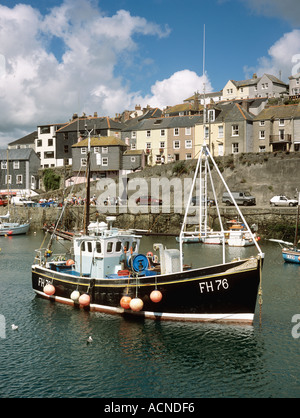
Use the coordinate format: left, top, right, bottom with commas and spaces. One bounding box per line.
208, 109, 215, 122
132, 131, 137, 139
5, 175, 11, 184
48, 138, 53, 147
44, 151, 54, 159
146, 142, 151, 149
259, 120, 265, 126
232, 143, 239, 154
87, 242, 93, 253
37, 140, 42, 147
259, 131, 265, 140
279, 119, 285, 126
259, 146, 266, 152
147, 130, 151, 137
81, 158, 87, 167
232, 125, 239, 136
41, 126, 50, 134
279, 129, 285, 140
130, 156, 136, 163
159, 141, 165, 149
185, 127, 191, 135
63, 133, 68, 140
205, 127, 209, 139
13, 161, 19, 169
156, 155, 161, 163
16, 174, 23, 184
131, 144, 136, 150
174, 128, 179, 136
1, 161, 7, 169
107, 242, 113, 253
102, 147, 108, 153
102, 157, 108, 166
185, 140, 192, 149
81, 147, 87, 154
218, 126, 224, 138
116, 241, 122, 252
96, 242, 102, 253
186, 153, 192, 160
94, 147, 100, 153
173, 140, 180, 149
64, 145, 69, 153
160, 129, 165, 137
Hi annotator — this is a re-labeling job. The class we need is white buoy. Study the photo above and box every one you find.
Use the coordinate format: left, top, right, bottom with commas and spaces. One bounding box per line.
70, 290, 80, 301
87, 336, 93, 344
11, 324, 18, 330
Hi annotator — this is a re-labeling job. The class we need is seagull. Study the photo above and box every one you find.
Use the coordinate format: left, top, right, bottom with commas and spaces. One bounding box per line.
11, 324, 18, 330
87, 336, 93, 344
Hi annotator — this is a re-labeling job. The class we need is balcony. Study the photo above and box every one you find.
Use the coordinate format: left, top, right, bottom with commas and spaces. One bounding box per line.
269, 134, 292, 144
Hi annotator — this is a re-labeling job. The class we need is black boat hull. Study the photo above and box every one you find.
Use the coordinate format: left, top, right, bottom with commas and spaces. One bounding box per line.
32, 257, 262, 324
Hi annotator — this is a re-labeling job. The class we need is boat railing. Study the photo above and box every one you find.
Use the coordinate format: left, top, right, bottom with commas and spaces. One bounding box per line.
34, 248, 69, 266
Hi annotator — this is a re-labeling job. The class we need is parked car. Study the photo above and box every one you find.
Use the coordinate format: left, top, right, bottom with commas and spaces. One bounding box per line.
11, 196, 35, 207
135, 196, 162, 205
222, 191, 256, 206
191, 196, 215, 207
270, 195, 298, 207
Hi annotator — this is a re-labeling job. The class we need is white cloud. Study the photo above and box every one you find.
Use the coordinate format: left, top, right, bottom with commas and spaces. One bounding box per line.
244, 30, 300, 82
0, 0, 178, 147
145, 70, 213, 109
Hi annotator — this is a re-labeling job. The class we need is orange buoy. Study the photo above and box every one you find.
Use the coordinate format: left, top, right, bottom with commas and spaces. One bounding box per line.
66, 259, 75, 266
44, 284, 55, 296
78, 294, 90, 306
120, 296, 132, 309
150, 290, 163, 303
129, 297, 144, 312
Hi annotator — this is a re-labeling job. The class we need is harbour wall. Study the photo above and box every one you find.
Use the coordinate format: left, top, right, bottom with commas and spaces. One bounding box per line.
1, 205, 298, 241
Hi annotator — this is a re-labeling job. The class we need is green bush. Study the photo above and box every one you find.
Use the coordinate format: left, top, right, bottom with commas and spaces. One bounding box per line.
43, 169, 61, 191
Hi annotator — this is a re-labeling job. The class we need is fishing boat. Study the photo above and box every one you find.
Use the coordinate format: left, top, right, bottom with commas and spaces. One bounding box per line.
0, 212, 30, 236
31, 132, 264, 324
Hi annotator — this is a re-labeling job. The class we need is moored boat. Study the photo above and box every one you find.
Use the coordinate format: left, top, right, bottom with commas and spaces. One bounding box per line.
0, 212, 30, 236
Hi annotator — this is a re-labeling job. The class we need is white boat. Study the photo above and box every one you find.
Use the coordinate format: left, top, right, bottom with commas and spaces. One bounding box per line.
0, 212, 30, 236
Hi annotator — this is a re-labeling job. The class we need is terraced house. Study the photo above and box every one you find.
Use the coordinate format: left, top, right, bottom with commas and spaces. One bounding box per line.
129, 115, 202, 165
253, 104, 300, 152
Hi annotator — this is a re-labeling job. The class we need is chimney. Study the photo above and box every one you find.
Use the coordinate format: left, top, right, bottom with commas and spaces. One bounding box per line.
253, 73, 257, 79
94, 112, 98, 117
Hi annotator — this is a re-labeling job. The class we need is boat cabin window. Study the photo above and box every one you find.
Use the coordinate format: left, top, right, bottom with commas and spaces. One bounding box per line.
123, 241, 130, 252
107, 242, 113, 253
87, 242, 92, 253
116, 241, 122, 252
132, 241, 137, 252
96, 242, 101, 253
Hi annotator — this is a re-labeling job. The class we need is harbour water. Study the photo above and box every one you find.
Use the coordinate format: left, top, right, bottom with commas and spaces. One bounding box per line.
0, 231, 300, 398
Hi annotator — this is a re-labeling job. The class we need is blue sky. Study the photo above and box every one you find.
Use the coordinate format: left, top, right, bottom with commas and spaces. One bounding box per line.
0, 0, 299, 145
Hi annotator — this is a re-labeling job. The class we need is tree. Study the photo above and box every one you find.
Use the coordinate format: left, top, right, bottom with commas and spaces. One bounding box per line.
43, 168, 61, 191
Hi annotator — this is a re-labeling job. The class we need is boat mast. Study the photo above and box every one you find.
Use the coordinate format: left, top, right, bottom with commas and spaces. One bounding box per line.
84, 127, 93, 235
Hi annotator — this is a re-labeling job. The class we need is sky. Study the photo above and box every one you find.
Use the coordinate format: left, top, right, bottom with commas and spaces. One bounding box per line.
0, 0, 300, 146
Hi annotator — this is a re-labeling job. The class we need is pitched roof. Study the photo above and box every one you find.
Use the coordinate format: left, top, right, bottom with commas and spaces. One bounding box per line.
0, 148, 36, 161
58, 116, 125, 132
253, 104, 300, 120
72, 136, 127, 148
8, 131, 37, 146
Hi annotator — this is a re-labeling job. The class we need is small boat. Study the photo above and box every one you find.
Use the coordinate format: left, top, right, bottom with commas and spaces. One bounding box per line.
0, 212, 30, 236
271, 197, 300, 264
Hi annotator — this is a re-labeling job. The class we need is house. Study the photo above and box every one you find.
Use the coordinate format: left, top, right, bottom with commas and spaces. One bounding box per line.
184, 90, 224, 106
253, 104, 300, 152
56, 115, 126, 169
289, 72, 300, 97
35, 123, 67, 168
8, 131, 37, 150
195, 102, 255, 157
130, 115, 202, 165
71, 136, 143, 184
0, 148, 40, 196
223, 74, 288, 101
